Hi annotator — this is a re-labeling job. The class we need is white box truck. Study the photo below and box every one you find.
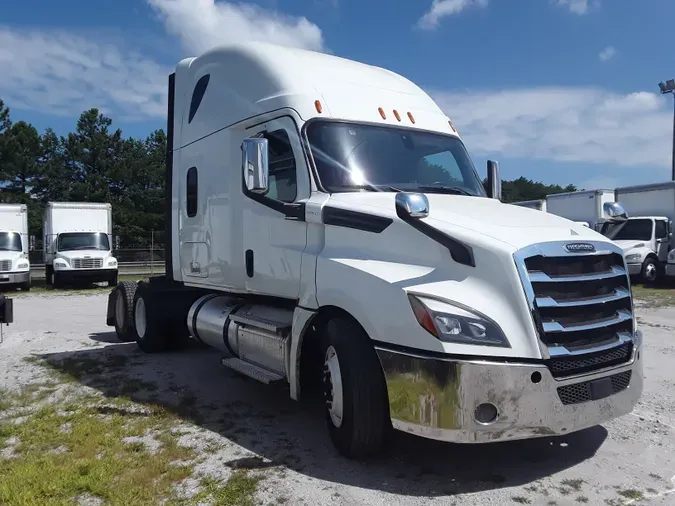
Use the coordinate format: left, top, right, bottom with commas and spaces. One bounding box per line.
0, 203, 31, 291
43, 202, 118, 288
608, 181, 675, 283
104, 41, 643, 459
545, 189, 617, 231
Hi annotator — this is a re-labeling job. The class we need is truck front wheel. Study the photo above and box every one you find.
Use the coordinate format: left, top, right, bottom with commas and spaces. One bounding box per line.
114, 281, 137, 342
320, 315, 392, 459
642, 257, 659, 284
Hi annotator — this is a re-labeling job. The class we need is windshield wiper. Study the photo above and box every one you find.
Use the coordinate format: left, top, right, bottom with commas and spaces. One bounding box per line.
415, 185, 474, 196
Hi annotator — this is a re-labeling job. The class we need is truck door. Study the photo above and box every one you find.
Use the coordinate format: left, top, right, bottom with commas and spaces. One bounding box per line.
241, 116, 310, 299
655, 219, 670, 262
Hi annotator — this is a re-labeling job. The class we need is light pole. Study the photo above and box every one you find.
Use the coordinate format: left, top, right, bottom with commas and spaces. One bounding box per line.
658, 79, 675, 181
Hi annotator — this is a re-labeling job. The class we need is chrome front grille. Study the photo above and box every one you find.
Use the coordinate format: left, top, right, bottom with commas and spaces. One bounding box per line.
515, 241, 635, 377
71, 258, 103, 269
0, 260, 11, 272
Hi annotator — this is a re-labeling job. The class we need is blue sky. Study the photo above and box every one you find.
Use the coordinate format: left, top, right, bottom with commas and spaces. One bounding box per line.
1, 0, 674, 190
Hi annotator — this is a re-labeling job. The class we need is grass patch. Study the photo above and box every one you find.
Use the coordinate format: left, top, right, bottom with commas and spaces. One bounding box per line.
0, 274, 152, 297
560, 478, 585, 492
511, 497, 531, 504
632, 284, 675, 307
0, 388, 262, 505
616, 489, 643, 500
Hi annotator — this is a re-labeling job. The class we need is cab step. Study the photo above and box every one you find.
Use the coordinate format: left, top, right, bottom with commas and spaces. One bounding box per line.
220, 357, 284, 384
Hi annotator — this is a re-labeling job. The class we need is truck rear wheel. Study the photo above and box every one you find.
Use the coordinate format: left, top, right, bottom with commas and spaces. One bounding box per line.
132, 282, 168, 353
113, 281, 137, 342
320, 315, 392, 459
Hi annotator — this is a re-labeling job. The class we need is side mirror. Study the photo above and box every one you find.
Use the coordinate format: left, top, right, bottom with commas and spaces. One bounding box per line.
486, 160, 502, 200
395, 192, 429, 220
242, 138, 269, 194
603, 202, 628, 222
29, 235, 35, 252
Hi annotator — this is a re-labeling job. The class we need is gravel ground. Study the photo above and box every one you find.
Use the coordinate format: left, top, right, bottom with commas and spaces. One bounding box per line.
1, 291, 674, 505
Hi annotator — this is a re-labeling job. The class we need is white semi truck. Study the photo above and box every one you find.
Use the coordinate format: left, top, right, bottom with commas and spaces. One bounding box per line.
511, 199, 547, 211
544, 189, 617, 231
606, 181, 675, 284
43, 202, 118, 288
105, 41, 643, 459
0, 203, 31, 291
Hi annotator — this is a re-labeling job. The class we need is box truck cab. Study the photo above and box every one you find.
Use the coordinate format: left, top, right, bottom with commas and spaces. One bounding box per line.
105, 41, 643, 460
0, 203, 31, 291
608, 182, 675, 284
43, 202, 118, 288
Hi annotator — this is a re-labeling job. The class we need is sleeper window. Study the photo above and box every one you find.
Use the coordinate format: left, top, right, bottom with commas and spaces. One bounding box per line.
263, 129, 297, 203
186, 167, 198, 217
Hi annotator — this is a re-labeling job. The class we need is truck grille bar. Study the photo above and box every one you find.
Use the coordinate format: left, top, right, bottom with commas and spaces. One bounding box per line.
0, 260, 11, 272
514, 241, 636, 378
71, 258, 103, 269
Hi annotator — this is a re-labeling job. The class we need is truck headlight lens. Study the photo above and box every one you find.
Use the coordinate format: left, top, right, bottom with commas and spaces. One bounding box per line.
626, 253, 642, 262
54, 260, 68, 270
16, 261, 29, 270
408, 294, 510, 347
108, 259, 117, 267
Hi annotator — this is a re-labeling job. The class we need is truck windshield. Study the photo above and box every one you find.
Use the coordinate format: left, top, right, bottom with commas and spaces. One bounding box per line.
57, 232, 110, 252
611, 219, 653, 241
305, 120, 487, 196
0, 232, 22, 252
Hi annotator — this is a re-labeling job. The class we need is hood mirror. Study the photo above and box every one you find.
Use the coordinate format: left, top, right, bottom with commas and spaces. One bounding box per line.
487, 160, 502, 200
395, 192, 429, 220
603, 202, 628, 222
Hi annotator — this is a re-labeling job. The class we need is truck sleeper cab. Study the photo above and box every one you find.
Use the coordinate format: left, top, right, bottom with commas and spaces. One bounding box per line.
105, 41, 643, 459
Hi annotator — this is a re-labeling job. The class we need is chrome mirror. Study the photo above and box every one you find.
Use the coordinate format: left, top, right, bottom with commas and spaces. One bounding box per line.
487, 160, 502, 200
395, 192, 429, 219
242, 138, 269, 194
603, 202, 628, 221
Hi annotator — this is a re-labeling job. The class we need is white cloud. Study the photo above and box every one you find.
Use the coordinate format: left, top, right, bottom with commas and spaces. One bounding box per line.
555, 0, 597, 15
146, 0, 325, 54
0, 27, 169, 120
432, 87, 672, 169
417, 0, 488, 31
598, 45, 616, 61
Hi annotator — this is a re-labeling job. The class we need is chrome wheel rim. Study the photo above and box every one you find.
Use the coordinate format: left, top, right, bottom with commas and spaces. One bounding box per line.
323, 345, 344, 428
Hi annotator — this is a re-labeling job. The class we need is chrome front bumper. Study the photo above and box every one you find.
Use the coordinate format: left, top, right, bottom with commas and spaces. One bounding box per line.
627, 263, 642, 276
0, 271, 30, 284
666, 263, 675, 278
375, 332, 643, 444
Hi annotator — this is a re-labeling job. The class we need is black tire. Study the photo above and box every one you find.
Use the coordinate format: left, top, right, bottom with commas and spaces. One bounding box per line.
319, 315, 392, 459
132, 281, 168, 353
109, 272, 119, 287
113, 281, 138, 342
642, 257, 659, 284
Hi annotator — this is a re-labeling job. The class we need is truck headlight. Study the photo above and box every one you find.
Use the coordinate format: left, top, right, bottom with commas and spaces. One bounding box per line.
16, 261, 29, 270
54, 260, 68, 270
408, 294, 510, 347
107, 258, 117, 267
626, 253, 642, 262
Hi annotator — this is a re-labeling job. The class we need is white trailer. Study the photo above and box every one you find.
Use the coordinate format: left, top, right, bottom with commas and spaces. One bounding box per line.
43, 202, 118, 288
105, 41, 642, 459
610, 181, 675, 283
511, 199, 547, 212
545, 189, 617, 231
0, 203, 31, 291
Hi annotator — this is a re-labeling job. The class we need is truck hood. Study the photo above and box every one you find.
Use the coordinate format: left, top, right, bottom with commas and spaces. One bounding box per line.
0, 251, 24, 262
328, 192, 605, 250
613, 240, 647, 252
56, 250, 109, 260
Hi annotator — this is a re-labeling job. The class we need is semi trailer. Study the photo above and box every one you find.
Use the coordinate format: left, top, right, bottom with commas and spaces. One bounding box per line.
43, 202, 118, 288
105, 41, 643, 459
544, 189, 617, 232
0, 203, 31, 291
